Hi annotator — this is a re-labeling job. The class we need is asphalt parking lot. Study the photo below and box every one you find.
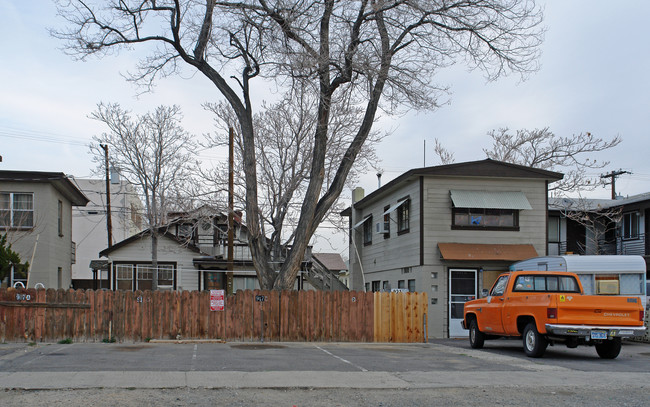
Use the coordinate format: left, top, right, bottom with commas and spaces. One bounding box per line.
1, 339, 649, 406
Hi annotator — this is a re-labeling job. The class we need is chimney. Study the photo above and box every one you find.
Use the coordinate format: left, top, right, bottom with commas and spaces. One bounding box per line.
352, 187, 365, 204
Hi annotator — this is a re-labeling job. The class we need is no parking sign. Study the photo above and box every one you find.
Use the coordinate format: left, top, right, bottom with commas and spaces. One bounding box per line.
210, 289, 225, 311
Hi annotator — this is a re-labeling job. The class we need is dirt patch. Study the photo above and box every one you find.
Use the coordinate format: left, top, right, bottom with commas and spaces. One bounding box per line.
112, 345, 152, 352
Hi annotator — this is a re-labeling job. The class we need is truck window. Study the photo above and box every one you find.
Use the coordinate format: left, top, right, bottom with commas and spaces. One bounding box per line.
490, 275, 509, 296
512, 275, 580, 293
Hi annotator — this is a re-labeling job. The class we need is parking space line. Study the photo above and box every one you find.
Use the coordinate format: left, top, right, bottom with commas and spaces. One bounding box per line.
190, 344, 198, 371
316, 346, 368, 372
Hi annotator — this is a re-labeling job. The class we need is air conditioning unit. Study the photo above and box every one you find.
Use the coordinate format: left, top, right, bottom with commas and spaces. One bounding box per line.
375, 221, 389, 234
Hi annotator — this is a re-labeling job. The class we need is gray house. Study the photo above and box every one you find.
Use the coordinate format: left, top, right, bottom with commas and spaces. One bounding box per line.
342, 159, 562, 338
0, 170, 89, 288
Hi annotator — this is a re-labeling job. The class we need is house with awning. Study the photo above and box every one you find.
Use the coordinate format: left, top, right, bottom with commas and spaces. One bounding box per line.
341, 159, 563, 338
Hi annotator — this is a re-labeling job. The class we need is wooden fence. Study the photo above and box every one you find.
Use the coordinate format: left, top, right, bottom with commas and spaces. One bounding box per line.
0, 288, 427, 343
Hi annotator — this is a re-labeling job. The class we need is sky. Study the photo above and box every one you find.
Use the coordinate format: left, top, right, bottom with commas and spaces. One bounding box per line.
1, 1, 650, 256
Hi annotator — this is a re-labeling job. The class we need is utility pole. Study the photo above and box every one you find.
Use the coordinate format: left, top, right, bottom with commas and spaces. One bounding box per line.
601, 169, 631, 199
100, 144, 113, 248
227, 127, 234, 296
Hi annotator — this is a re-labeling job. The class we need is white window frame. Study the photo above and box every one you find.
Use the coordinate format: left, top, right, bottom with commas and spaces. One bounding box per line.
0, 192, 34, 229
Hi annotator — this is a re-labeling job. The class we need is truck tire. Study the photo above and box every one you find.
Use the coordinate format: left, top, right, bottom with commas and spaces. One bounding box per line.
523, 322, 547, 358
469, 319, 485, 349
595, 338, 622, 359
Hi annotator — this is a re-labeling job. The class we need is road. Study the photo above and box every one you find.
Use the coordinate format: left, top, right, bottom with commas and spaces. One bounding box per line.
0, 338, 648, 406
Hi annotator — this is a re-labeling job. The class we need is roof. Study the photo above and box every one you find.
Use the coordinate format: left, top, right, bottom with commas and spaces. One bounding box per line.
550, 192, 650, 212
0, 170, 89, 206
89, 260, 109, 271
312, 253, 348, 271
353, 159, 563, 209
438, 243, 538, 261
99, 228, 203, 257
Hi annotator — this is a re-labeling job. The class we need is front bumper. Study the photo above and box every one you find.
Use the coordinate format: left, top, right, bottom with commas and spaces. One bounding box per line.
545, 324, 646, 338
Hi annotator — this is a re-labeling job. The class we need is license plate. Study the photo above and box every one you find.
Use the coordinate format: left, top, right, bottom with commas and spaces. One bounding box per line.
591, 330, 607, 340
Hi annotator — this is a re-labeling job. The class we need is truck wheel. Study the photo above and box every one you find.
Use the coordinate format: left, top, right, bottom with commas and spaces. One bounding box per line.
595, 338, 622, 359
469, 319, 485, 349
523, 322, 547, 358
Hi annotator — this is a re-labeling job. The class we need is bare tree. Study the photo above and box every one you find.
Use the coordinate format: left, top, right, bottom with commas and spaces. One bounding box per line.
433, 138, 455, 165
484, 128, 622, 194
90, 103, 197, 290
54, 0, 544, 289
203, 87, 382, 266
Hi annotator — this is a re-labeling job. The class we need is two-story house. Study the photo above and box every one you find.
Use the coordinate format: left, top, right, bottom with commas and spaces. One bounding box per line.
342, 159, 562, 338
71, 177, 143, 289
99, 206, 316, 292
0, 170, 89, 288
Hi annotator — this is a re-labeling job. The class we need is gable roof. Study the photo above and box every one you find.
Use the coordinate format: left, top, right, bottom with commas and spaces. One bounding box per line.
550, 192, 650, 213
312, 253, 348, 271
99, 227, 203, 257
353, 159, 563, 209
0, 170, 89, 206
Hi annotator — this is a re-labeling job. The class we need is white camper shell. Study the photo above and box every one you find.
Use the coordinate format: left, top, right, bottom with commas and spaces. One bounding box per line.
510, 255, 647, 309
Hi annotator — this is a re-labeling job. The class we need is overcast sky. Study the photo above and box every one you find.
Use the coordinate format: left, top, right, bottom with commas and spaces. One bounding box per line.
1, 1, 649, 255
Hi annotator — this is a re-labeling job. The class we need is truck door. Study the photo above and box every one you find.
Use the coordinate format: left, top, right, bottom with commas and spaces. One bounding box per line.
480, 274, 509, 335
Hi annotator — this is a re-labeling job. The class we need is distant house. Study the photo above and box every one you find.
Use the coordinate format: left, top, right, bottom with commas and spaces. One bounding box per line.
99, 207, 313, 292
70, 178, 143, 289
549, 193, 650, 277
0, 170, 88, 288
342, 159, 562, 338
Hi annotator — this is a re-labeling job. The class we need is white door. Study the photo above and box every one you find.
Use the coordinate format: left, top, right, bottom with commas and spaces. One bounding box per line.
449, 269, 477, 338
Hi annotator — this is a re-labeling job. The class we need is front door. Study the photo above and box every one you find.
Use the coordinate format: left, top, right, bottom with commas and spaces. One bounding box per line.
449, 269, 477, 337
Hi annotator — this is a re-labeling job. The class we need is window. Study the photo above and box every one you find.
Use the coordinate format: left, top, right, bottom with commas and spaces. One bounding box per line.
383, 206, 391, 239
363, 215, 373, 245
490, 275, 509, 296
397, 199, 410, 234
136, 265, 153, 290
398, 280, 405, 289
452, 208, 518, 230
382, 281, 389, 291
512, 275, 580, 293
371, 280, 380, 292
0, 192, 34, 228
58, 200, 63, 237
158, 264, 174, 288
622, 212, 639, 239
407, 279, 416, 292
548, 216, 560, 243
116, 264, 134, 291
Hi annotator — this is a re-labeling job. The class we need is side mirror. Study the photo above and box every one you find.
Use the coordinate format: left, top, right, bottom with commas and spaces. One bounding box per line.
481, 289, 489, 297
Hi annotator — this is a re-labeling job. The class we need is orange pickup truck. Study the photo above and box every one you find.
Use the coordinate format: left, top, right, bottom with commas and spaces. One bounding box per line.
462, 270, 646, 359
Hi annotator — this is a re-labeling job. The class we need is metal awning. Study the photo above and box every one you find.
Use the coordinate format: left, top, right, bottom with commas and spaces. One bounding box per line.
352, 216, 371, 229
383, 199, 409, 215
450, 190, 532, 210
438, 243, 538, 261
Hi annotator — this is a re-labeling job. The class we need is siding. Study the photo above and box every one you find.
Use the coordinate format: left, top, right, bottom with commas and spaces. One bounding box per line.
106, 234, 199, 291
1, 183, 74, 289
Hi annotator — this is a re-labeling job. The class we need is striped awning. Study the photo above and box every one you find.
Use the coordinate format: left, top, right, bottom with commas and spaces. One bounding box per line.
450, 190, 532, 210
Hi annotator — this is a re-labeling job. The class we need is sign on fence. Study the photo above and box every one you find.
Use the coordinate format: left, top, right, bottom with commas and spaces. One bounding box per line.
210, 289, 225, 311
